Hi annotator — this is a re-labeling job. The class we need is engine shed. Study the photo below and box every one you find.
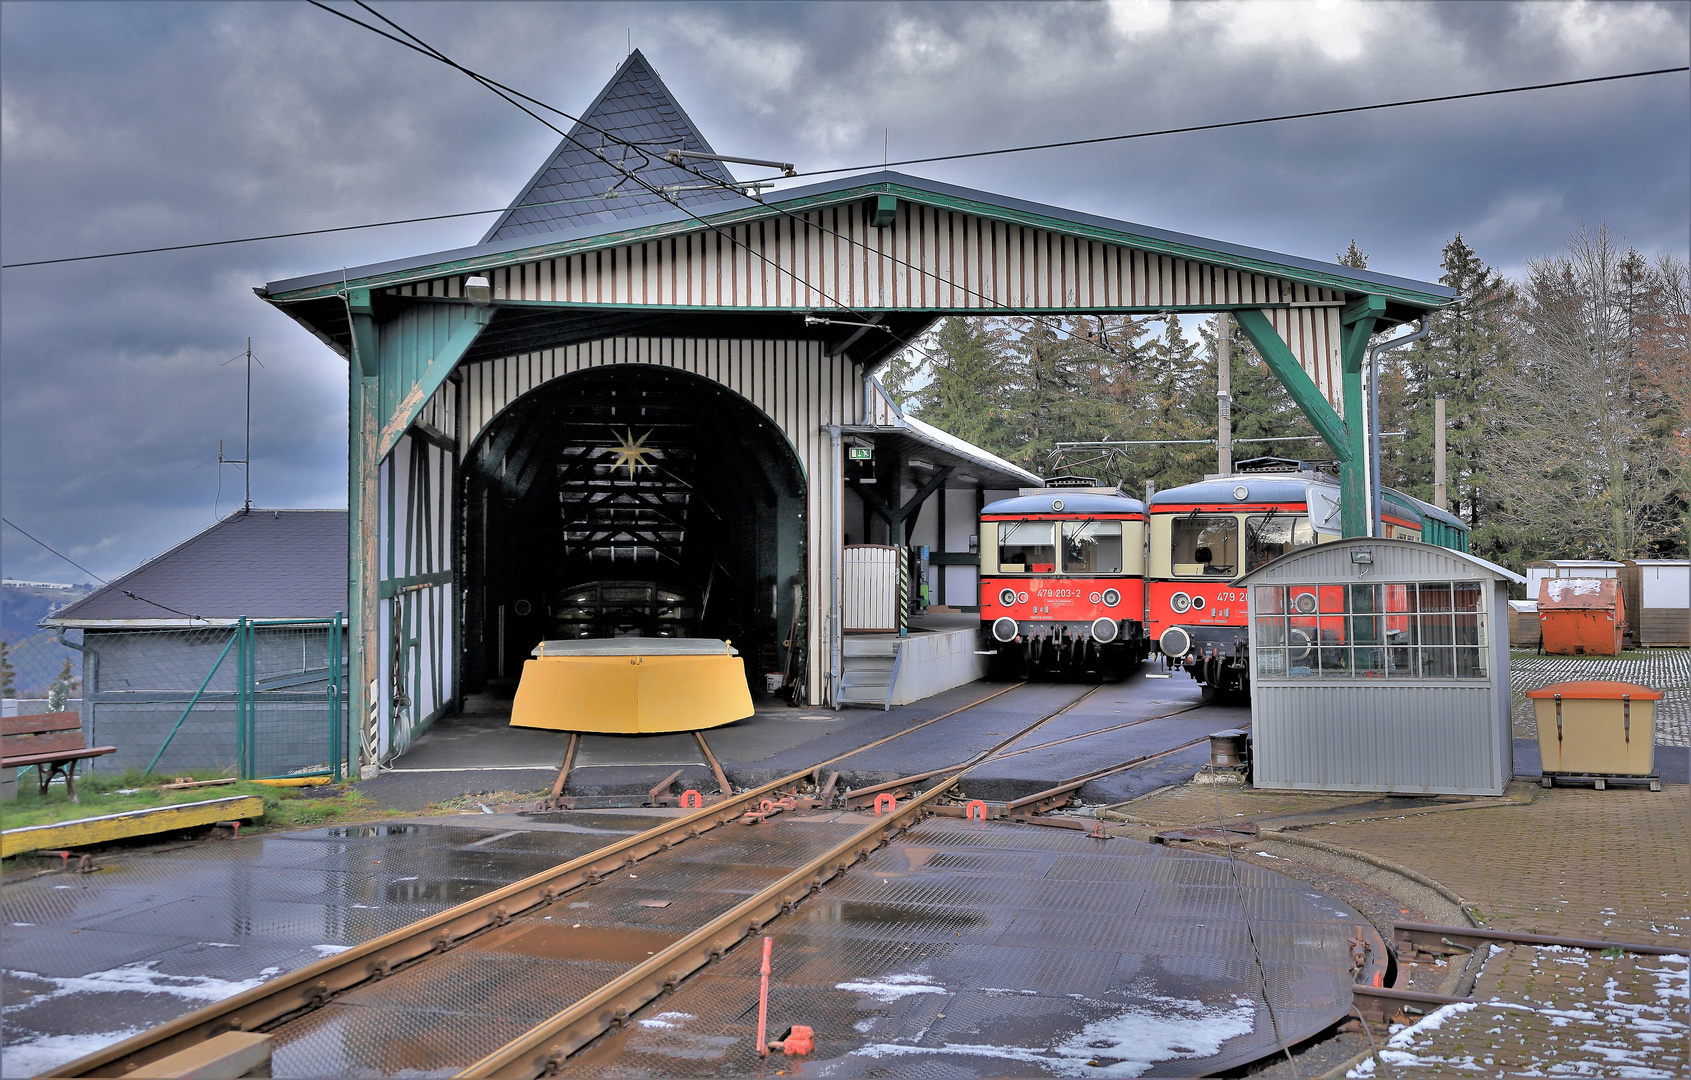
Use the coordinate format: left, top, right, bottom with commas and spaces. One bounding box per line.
257, 51, 1456, 767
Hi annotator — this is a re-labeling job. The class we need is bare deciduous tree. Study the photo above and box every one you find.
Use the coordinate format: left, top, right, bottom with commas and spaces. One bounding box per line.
1491, 225, 1687, 558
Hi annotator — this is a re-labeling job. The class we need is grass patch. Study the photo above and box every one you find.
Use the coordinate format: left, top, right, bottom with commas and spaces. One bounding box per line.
1, 768, 391, 833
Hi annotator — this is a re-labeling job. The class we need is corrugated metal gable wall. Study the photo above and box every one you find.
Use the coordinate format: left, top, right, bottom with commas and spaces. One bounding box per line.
447, 337, 857, 705
383, 201, 1349, 416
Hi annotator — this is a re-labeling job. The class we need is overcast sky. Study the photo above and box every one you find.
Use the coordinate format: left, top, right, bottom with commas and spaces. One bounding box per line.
2, 0, 1686, 585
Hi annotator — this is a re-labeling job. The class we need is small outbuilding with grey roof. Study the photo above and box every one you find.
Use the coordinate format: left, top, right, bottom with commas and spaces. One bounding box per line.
43, 509, 349, 778
1241, 537, 1523, 796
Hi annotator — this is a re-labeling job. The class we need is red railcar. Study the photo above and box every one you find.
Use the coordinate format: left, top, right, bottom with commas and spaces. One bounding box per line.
978, 488, 1151, 679
1145, 461, 1436, 692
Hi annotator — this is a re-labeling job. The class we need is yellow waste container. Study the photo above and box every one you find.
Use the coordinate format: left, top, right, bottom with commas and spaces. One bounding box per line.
1526, 680, 1661, 789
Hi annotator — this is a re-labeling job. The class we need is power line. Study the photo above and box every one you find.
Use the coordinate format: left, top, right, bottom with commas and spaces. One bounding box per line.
2, 516, 209, 620
0, 193, 617, 269
2, 517, 109, 585
326, 2, 1127, 360
0, 61, 1679, 271
790, 65, 1690, 178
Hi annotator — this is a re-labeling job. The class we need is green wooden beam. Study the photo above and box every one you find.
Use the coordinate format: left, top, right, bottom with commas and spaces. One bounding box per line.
1338, 304, 1382, 537
347, 289, 379, 378
375, 303, 492, 459
1233, 309, 1352, 463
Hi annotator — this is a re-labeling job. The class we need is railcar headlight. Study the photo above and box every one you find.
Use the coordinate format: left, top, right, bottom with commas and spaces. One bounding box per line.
992, 617, 1019, 643
1091, 618, 1119, 643
1089, 591, 1102, 604
1102, 588, 1121, 607
1159, 626, 1191, 658
1170, 591, 1191, 613
999, 588, 1018, 607
1191, 595, 1206, 610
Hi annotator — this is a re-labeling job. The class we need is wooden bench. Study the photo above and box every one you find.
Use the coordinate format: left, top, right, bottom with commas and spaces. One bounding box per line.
2, 712, 116, 802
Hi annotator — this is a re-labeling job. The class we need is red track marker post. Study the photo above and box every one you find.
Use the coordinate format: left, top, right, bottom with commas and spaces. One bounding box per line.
756, 936, 773, 1057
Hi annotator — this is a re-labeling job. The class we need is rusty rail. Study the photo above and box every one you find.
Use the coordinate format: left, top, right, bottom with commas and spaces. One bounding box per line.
47, 681, 1078, 1078
41, 767, 827, 1079
1002, 734, 1213, 817
460, 774, 960, 1078
1394, 921, 1680, 959
1350, 984, 1467, 1024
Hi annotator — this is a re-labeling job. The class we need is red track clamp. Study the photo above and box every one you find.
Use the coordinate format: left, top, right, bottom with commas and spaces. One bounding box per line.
965, 800, 988, 821
680, 790, 704, 808
873, 793, 897, 815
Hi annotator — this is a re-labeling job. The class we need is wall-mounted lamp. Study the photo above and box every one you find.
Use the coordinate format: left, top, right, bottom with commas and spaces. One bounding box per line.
465, 276, 492, 305
1350, 547, 1373, 565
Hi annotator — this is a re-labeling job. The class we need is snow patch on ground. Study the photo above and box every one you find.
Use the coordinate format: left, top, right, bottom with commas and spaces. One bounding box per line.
1, 961, 277, 1006
836, 972, 950, 1002
0, 1028, 146, 1078
848, 994, 1256, 1077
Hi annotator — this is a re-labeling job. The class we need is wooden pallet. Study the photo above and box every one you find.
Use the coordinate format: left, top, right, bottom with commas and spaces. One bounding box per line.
1540, 772, 1662, 792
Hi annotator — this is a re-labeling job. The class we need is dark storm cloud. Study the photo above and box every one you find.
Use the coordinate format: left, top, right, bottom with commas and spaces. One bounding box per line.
2, 1, 1686, 583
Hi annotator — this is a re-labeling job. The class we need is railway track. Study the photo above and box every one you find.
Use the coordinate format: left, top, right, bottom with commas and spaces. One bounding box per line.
45, 681, 1221, 1079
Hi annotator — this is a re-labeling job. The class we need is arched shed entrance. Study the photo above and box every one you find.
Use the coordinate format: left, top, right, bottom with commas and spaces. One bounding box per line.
462, 364, 806, 691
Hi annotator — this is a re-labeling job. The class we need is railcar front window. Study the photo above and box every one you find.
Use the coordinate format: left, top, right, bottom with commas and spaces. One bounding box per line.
1245, 514, 1316, 571
998, 521, 1056, 574
1063, 520, 1124, 574
1170, 516, 1239, 577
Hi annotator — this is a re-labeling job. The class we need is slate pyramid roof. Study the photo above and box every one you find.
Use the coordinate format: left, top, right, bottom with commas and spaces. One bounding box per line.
481, 51, 741, 243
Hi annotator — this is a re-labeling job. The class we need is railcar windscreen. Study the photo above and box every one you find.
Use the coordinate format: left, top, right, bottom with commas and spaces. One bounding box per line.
1245, 514, 1316, 571
1170, 515, 1239, 576
997, 521, 1056, 574
1062, 520, 1123, 574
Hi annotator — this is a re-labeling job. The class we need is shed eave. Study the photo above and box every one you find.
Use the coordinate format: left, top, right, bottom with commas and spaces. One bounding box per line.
262, 171, 1454, 310
1236, 536, 1526, 586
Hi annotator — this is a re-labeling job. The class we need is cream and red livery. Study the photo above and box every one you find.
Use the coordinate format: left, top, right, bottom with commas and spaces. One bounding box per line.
978, 488, 1150, 678
1147, 459, 1467, 692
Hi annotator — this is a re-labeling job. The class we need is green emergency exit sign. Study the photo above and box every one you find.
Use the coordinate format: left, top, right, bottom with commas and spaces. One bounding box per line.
848, 447, 873, 460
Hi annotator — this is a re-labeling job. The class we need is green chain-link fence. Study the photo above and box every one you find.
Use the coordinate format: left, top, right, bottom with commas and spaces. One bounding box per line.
83, 615, 347, 780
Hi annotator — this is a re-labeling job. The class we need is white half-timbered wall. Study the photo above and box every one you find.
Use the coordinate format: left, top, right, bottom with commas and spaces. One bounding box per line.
377, 379, 457, 756
384, 201, 1350, 416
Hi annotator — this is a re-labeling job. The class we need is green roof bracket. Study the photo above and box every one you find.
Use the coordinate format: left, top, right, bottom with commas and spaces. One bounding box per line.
1337, 298, 1384, 537
870, 194, 898, 229
375, 302, 492, 459
347, 288, 379, 378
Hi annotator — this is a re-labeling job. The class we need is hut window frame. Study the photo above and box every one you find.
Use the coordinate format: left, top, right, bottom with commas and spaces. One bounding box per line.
1253, 580, 1488, 681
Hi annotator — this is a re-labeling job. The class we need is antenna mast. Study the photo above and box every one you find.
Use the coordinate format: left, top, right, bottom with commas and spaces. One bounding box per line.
217, 338, 261, 513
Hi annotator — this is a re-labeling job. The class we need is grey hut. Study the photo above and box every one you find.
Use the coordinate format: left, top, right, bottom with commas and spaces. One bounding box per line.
42, 510, 347, 776
1240, 537, 1522, 796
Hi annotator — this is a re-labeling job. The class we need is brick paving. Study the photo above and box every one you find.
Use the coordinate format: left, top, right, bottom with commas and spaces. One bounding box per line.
1119, 781, 1691, 1077
1510, 649, 1691, 746
1298, 786, 1690, 945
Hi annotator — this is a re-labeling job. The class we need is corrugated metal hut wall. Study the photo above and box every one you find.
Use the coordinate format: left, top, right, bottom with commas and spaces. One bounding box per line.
82, 628, 239, 773
386, 336, 865, 714
81, 625, 338, 775
1247, 542, 1513, 797
377, 379, 458, 758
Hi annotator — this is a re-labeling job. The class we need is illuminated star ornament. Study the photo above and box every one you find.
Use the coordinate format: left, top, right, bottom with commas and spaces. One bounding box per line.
609, 428, 656, 478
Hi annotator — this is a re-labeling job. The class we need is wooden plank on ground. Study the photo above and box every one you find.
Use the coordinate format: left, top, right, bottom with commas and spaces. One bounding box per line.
1, 796, 265, 858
